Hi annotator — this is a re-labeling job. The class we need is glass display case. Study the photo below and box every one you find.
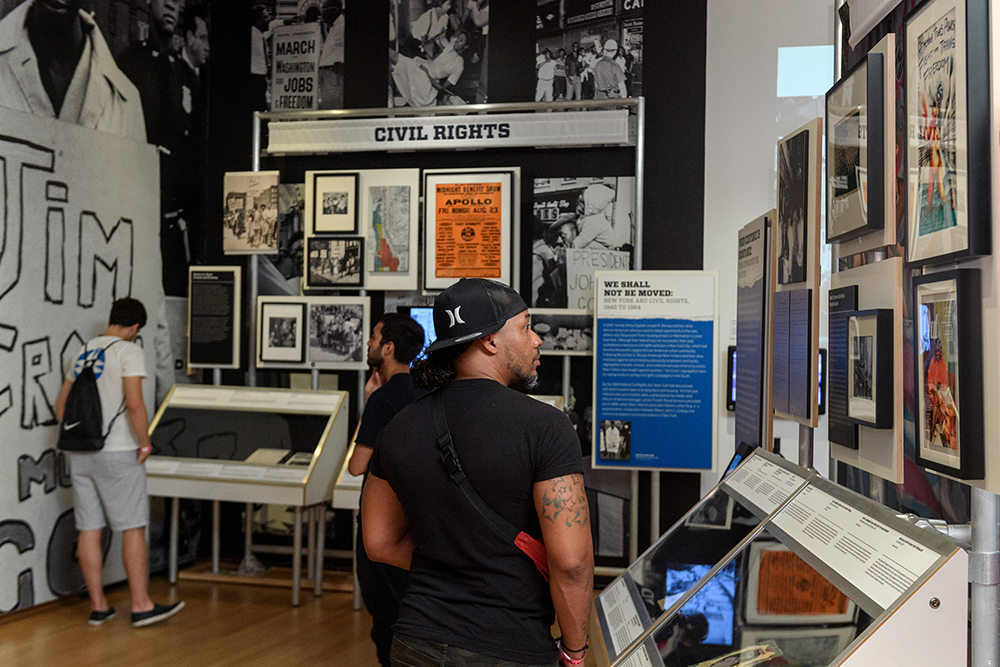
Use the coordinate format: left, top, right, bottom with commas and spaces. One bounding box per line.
594, 450, 967, 667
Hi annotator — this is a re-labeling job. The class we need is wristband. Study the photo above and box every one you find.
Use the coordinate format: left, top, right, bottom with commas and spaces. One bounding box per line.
140, 445, 152, 453
558, 638, 588, 666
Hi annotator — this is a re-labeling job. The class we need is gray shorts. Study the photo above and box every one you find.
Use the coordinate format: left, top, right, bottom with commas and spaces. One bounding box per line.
69, 450, 149, 532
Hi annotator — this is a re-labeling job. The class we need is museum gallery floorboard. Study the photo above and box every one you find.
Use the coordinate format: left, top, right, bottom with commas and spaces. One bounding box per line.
0, 576, 379, 666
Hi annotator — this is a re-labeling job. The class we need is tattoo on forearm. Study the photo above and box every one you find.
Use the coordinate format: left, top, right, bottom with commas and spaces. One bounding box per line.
541, 474, 590, 528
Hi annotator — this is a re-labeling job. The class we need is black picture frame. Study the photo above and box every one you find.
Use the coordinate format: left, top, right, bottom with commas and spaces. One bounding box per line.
259, 301, 306, 363
903, 0, 991, 266
913, 269, 983, 479
311, 171, 360, 234
840, 309, 893, 429
305, 236, 365, 289
825, 51, 885, 244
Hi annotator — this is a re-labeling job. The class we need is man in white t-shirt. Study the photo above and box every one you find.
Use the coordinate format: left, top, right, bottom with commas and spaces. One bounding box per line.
56, 298, 184, 628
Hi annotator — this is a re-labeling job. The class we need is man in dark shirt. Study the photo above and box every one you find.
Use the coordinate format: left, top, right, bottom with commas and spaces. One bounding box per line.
363, 279, 594, 666
349, 312, 426, 666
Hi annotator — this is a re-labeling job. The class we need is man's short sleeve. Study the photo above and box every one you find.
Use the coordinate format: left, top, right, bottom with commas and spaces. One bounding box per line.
532, 405, 584, 483
356, 391, 396, 449
120, 343, 147, 378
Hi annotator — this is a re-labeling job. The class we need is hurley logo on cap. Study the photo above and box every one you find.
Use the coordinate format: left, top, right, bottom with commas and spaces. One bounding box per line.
445, 307, 465, 327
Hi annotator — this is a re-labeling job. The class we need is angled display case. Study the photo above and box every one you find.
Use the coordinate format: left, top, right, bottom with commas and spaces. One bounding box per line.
145, 384, 350, 605
593, 451, 967, 667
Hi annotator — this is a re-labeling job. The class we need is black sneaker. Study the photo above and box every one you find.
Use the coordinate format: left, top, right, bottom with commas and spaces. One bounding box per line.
131, 601, 185, 628
88, 607, 116, 626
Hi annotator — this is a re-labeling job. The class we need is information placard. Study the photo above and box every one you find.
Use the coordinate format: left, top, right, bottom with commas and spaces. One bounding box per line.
188, 266, 241, 369
772, 484, 942, 610
722, 453, 810, 516
593, 271, 718, 471
735, 213, 773, 450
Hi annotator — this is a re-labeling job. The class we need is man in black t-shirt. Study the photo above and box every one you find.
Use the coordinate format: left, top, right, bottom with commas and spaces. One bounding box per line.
349, 313, 426, 666
363, 279, 594, 666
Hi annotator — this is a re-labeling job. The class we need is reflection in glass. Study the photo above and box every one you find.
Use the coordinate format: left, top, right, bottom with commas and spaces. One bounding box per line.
151, 407, 330, 461
650, 530, 870, 667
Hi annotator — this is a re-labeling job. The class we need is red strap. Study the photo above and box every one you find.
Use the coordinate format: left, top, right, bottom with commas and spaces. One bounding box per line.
515, 532, 549, 582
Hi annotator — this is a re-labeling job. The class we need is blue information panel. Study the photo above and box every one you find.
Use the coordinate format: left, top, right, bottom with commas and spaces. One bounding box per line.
593, 271, 718, 471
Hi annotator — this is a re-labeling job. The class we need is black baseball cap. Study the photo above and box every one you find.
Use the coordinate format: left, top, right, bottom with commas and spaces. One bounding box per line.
425, 279, 528, 353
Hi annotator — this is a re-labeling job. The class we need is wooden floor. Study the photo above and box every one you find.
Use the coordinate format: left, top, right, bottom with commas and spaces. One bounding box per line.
0, 575, 379, 667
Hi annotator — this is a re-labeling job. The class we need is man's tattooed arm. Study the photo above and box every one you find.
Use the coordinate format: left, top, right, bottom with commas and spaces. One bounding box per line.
540, 474, 590, 528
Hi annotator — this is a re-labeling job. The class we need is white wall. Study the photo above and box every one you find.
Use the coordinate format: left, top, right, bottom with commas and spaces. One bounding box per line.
702, 0, 835, 496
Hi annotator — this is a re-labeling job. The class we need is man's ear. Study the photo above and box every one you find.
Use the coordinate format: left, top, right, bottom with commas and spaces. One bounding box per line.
383, 339, 395, 360
476, 333, 500, 356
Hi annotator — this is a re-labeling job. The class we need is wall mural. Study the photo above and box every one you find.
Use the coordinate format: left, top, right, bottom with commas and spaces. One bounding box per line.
0, 108, 164, 613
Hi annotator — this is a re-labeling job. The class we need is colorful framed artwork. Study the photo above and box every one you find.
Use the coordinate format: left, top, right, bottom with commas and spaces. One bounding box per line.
844, 309, 893, 429
259, 301, 306, 363
423, 170, 515, 291
913, 269, 983, 479
305, 236, 364, 289
825, 50, 886, 244
309, 171, 359, 234
361, 169, 420, 291
904, 0, 991, 265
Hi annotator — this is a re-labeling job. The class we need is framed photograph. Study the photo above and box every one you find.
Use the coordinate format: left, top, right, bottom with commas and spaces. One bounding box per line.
424, 170, 515, 291
530, 309, 593, 355
825, 50, 886, 244
259, 301, 305, 363
309, 171, 359, 234
840, 309, 893, 429
308, 300, 367, 368
361, 169, 420, 291
904, 0, 991, 265
223, 171, 280, 255
305, 236, 364, 289
744, 541, 857, 625
777, 127, 810, 284
914, 269, 983, 479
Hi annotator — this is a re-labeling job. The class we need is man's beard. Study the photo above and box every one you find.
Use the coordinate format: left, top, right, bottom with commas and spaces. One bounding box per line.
507, 357, 540, 393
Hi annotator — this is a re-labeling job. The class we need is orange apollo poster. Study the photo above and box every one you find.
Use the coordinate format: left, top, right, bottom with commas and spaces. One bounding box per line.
424, 171, 514, 290
435, 182, 502, 278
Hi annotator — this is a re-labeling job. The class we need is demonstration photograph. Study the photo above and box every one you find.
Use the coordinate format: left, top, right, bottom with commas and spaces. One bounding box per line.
306, 237, 364, 288
308, 302, 365, 363
535, 0, 642, 100
532, 177, 635, 310
224, 171, 280, 254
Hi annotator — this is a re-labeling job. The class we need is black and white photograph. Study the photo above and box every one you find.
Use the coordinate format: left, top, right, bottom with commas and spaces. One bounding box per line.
260, 184, 306, 296
0, 0, 211, 297
259, 301, 306, 363
599, 419, 631, 462
310, 172, 359, 234
532, 177, 635, 310
306, 237, 364, 289
851, 334, 873, 401
530, 309, 593, 355
324, 192, 349, 215
389, 0, 489, 107
535, 0, 642, 101
223, 171, 280, 254
308, 303, 365, 364
777, 130, 808, 284
251, 1, 345, 111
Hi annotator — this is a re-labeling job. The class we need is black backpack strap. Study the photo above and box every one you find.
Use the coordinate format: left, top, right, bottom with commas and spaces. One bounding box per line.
432, 391, 521, 544
86, 338, 127, 437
